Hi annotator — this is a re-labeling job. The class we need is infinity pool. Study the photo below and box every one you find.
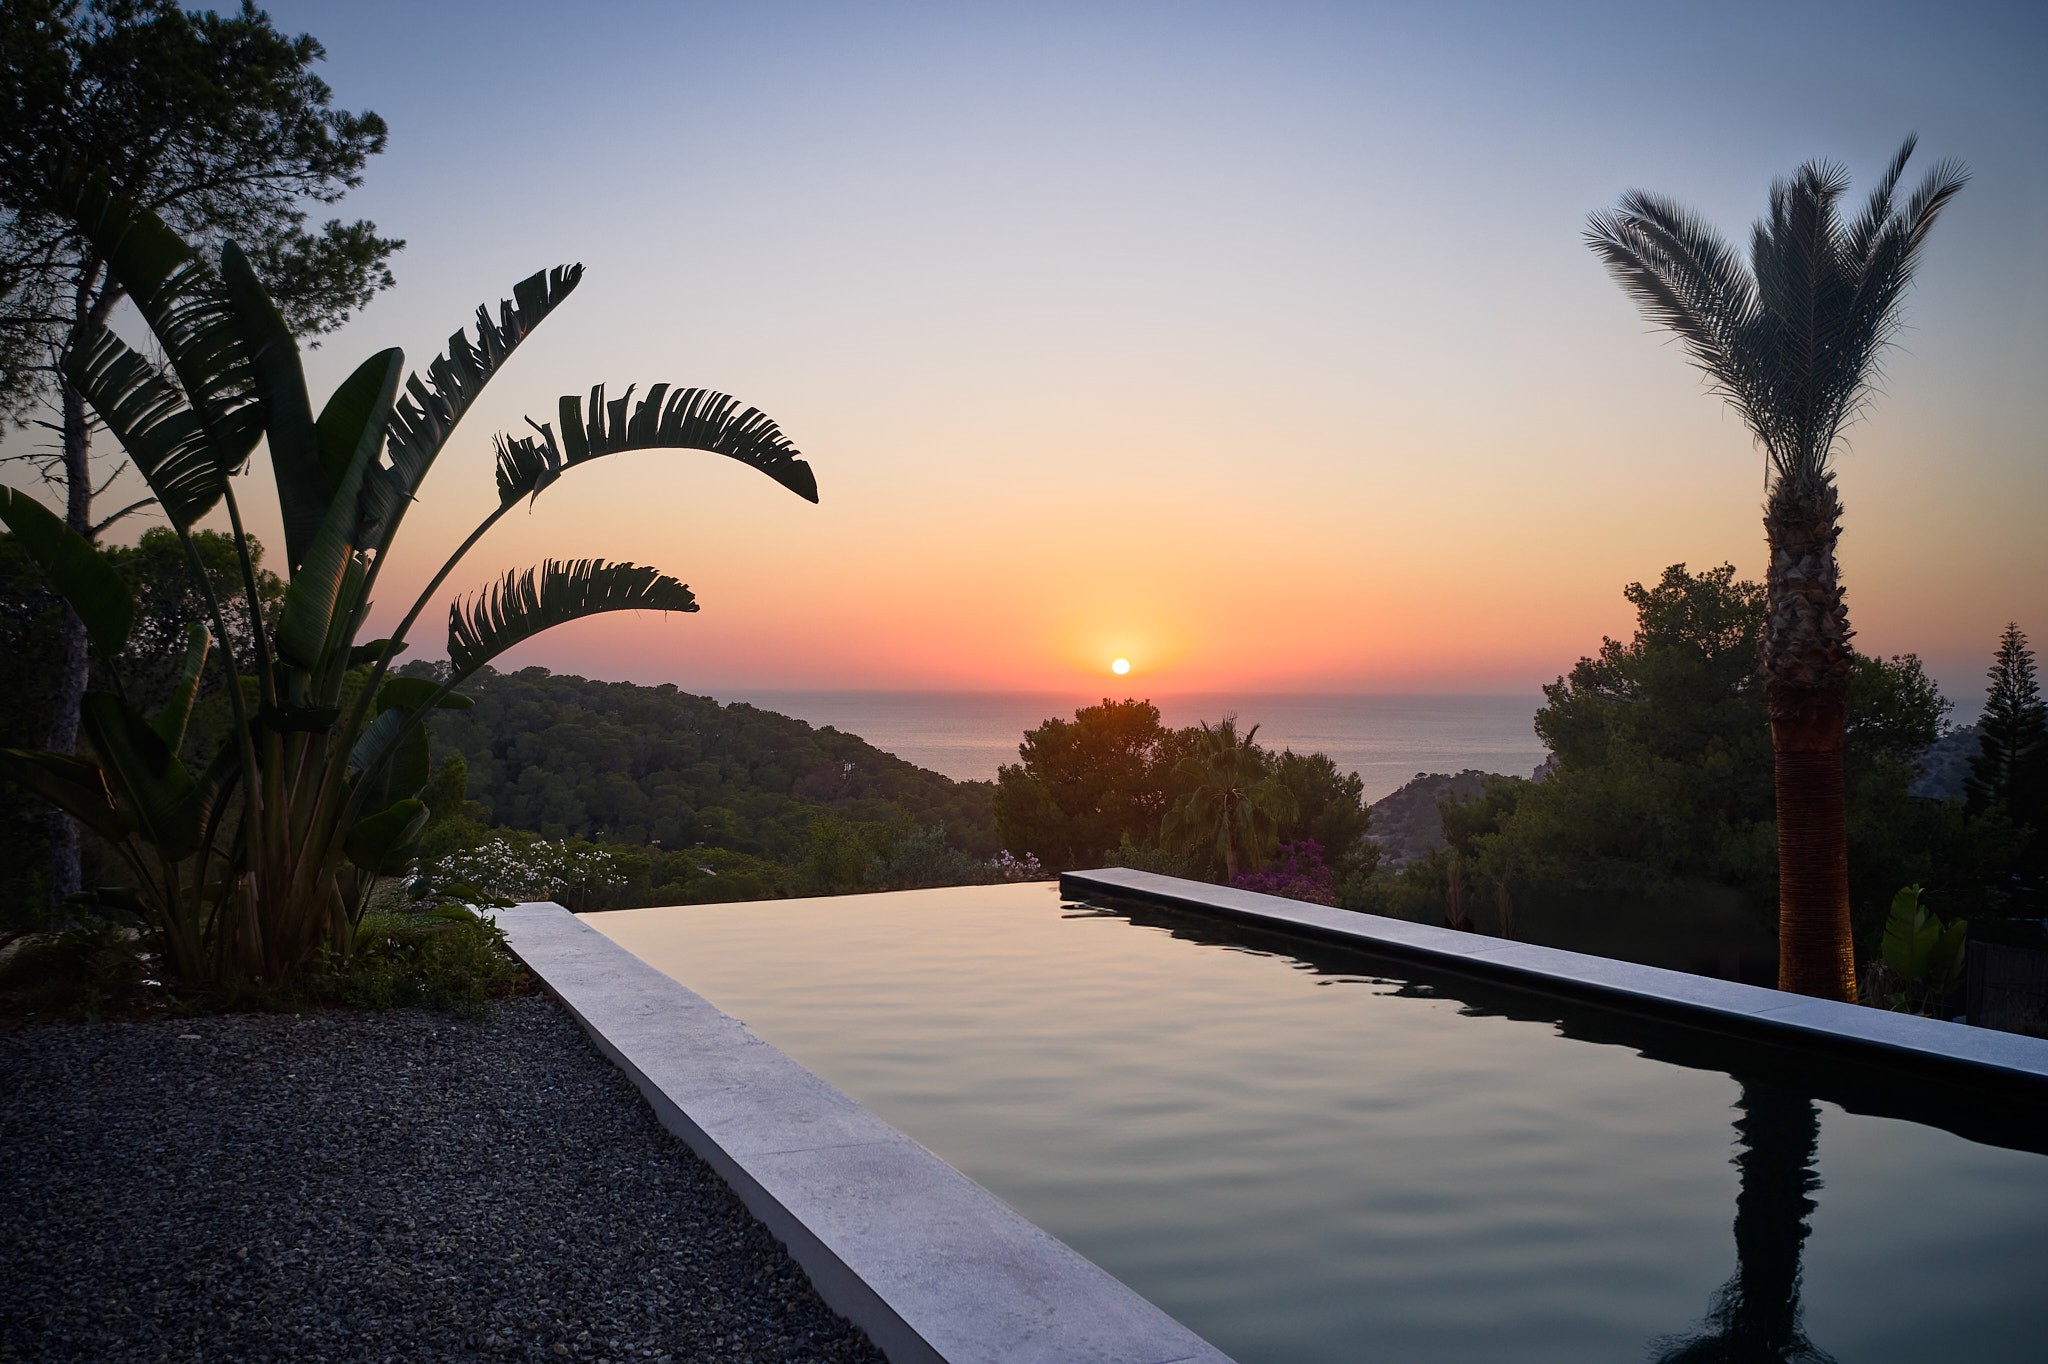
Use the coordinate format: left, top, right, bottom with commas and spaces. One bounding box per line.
589, 883, 2048, 1364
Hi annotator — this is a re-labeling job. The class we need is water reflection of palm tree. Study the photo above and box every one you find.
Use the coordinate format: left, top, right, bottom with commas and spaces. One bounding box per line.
1651, 1081, 1837, 1364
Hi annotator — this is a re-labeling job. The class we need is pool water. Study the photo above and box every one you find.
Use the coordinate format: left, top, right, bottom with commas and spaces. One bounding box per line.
588, 883, 2048, 1364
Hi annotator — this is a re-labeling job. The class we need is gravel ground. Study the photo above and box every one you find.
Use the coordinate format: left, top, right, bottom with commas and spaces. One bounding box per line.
0, 994, 887, 1364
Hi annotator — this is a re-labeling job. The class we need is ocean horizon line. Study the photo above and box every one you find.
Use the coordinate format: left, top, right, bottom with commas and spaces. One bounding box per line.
694, 690, 1551, 796
719, 686, 1546, 700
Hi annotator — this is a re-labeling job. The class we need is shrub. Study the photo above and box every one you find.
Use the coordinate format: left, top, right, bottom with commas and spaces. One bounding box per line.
1232, 839, 1338, 906
332, 906, 521, 1018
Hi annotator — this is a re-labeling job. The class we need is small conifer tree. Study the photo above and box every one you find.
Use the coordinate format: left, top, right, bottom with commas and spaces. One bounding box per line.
1966, 624, 2047, 818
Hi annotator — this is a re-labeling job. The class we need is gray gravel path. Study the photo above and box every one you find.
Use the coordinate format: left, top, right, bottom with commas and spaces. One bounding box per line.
0, 994, 887, 1364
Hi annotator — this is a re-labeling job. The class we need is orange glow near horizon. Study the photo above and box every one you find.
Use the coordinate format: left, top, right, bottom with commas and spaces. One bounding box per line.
7, 4, 2040, 708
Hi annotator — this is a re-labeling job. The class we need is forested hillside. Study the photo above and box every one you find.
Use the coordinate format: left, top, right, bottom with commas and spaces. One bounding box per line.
410, 665, 998, 861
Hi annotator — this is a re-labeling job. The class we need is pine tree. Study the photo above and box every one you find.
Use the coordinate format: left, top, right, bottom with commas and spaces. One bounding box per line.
1966, 624, 2047, 817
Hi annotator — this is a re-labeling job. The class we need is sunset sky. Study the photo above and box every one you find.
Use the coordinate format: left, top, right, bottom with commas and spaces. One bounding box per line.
24, 1, 2048, 700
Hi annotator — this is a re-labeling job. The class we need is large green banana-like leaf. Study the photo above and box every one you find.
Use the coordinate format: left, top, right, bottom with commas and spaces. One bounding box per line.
49, 161, 263, 464
272, 351, 405, 670
220, 241, 322, 572
151, 622, 210, 753
347, 638, 406, 668
344, 797, 429, 875
494, 383, 818, 509
348, 706, 431, 811
322, 348, 406, 548
0, 748, 132, 843
80, 691, 203, 859
446, 559, 698, 684
61, 326, 233, 528
361, 266, 583, 538
0, 486, 134, 657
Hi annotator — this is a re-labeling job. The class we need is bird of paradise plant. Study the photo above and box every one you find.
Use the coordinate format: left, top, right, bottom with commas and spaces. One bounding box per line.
0, 162, 816, 988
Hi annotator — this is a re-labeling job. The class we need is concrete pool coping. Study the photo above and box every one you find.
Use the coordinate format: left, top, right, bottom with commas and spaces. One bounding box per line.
494, 901, 1233, 1364
1059, 867, 2048, 1092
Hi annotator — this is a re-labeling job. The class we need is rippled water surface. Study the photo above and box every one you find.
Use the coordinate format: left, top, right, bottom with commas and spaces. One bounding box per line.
589, 884, 2048, 1364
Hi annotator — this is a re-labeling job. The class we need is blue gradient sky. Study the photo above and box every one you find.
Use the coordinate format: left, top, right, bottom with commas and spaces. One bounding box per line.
43, 1, 2048, 698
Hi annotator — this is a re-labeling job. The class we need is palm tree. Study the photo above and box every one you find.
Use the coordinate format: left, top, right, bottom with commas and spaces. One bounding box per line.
1162, 716, 1297, 880
1586, 137, 1967, 1001
1651, 1080, 1835, 1364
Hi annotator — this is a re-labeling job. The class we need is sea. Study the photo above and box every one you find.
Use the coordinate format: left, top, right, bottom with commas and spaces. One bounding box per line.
719, 691, 1547, 803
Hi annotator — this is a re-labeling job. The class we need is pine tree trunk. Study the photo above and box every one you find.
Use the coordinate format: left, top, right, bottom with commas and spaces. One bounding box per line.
1763, 480, 1857, 1001
43, 377, 93, 906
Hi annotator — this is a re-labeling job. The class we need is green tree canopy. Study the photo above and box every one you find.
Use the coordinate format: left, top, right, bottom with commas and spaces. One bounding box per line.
1271, 749, 1374, 870
411, 664, 998, 863
1, 0, 400, 478
1432, 564, 1997, 934
1966, 624, 2046, 819
994, 698, 1196, 870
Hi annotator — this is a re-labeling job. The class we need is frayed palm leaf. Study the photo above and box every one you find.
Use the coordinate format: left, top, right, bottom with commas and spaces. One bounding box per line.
359, 266, 584, 537
49, 158, 263, 463
446, 558, 698, 683
1586, 136, 1967, 487
494, 382, 817, 508
62, 326, 236, 529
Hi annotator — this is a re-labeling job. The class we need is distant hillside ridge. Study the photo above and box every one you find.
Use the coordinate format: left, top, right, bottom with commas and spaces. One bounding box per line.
1368, 769, 1503, 869
1910, 724, 1980, 802
411, 665, 998, 859
1370, 726, 1985, 871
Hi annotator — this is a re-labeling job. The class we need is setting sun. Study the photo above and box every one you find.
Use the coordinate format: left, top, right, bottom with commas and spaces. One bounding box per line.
1111, 658, 1131, 676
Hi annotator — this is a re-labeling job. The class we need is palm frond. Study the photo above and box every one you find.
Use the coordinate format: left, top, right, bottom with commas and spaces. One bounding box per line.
492, 427, 561, 507
347, 706, 430, 811
446, 558, 698, 683
272, 357, 398, 671
50, 159, 263, 464
220, 241, 323, 572
1846, 136, 1918, 265
495, 382, 817, 507
1588, 140, 1965, 487
1586, 192, 1761, 407
1896, 157, 1971, 250
62, 325, 231, 528
366, 266, 583, 536
80, 691, 203, 859
0, 748, 132, 845
151, 622, 210, 754
1750, 161, 1857, 481
0, 485, 135, 658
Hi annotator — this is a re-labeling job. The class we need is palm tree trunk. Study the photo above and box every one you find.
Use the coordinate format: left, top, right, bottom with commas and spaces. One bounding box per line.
1763, 481, 1857, 1001
1652, 1079, 1831, 1362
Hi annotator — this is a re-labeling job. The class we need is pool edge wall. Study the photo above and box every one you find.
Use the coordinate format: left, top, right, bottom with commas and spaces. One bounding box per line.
494, 900, 1233, 1364
1059, 867, 2048, 1095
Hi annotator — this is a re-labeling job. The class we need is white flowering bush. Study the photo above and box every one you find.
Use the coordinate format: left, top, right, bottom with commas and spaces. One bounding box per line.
414, 835, 621, 910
